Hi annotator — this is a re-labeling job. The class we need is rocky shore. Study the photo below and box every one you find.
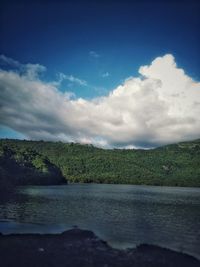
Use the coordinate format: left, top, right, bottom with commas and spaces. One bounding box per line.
0, 228, 199, 267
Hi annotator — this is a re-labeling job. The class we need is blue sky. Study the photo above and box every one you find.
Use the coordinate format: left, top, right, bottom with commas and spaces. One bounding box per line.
0, 0, 200, 147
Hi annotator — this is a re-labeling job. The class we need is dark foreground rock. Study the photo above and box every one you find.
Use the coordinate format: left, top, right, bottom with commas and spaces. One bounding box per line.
0, 228, 199, 267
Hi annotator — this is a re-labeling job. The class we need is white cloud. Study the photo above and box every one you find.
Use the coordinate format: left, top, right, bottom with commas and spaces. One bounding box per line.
0, 54, 21, 68
25, 64, 46, 80
0, 54, 46, 80
89, 51, 100, 58
101, 72, 110, 78
54, 72, 87, 87
0, 54, 200, 148
64, 74, 87, 86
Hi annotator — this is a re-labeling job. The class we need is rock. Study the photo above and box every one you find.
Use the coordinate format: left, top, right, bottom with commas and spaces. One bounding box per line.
0, 229, 199, 267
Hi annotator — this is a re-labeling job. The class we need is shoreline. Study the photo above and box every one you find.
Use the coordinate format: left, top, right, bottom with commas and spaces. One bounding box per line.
19, 182, 200, 188
0, 228, 199, 267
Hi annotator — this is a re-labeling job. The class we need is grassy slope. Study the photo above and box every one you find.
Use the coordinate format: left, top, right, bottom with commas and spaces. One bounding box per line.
0, 138, 200, 187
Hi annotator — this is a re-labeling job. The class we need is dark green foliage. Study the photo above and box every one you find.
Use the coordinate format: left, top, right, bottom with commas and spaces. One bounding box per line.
0, 165, 14, 194
0, 143, 66, 191
0, 138, 200, 187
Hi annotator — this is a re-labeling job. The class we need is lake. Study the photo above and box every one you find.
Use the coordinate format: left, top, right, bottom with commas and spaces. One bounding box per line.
0, 184, 200, 259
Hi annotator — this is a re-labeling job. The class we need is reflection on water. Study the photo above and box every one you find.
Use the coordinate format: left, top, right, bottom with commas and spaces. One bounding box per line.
0, 184, 200, 259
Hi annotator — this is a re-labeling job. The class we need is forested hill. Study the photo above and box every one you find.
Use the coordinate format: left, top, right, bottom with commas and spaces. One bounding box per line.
0, 138, 200, 187
0, 142, 65, 193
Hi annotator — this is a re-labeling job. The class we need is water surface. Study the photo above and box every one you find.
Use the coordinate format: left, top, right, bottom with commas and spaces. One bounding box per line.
0, 184, 199, 259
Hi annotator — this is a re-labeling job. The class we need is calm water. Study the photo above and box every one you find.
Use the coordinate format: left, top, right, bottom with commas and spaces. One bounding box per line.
0, 184, 200, 259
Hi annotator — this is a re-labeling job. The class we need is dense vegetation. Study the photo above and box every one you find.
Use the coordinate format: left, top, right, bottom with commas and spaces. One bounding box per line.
0, 138, 200, 188
0, 142, 65, 193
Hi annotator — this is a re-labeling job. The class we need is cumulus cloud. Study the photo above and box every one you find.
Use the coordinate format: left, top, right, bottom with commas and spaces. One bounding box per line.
0, 54, 199, 148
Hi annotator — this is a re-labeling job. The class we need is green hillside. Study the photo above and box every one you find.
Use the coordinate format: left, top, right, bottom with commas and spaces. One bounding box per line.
0, 138, 200, 188
0, 142, 65, 193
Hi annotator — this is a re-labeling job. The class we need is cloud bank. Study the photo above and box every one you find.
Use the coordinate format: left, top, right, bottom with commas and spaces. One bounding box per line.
0, 54, 199, 148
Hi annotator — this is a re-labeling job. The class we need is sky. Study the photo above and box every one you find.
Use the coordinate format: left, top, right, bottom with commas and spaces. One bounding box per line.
0, 0, 200, 148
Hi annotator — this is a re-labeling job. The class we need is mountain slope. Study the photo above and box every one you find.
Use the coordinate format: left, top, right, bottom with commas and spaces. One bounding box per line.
0, 143, 65, 193
0, 139, 200, 187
